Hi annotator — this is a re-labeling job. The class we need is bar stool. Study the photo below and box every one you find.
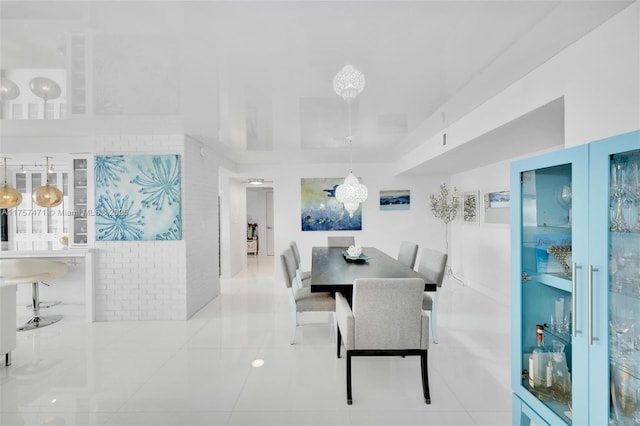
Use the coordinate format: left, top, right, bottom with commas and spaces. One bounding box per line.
0, 259, 69, 332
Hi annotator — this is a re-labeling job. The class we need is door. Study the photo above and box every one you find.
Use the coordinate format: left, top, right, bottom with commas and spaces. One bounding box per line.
266, 190, 274, 255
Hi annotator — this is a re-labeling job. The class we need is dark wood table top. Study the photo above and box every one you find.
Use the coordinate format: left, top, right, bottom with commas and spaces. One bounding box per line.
310, 246, 436, 294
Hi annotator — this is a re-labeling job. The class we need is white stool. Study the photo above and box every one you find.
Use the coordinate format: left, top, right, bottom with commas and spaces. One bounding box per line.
0, 259, 69, 333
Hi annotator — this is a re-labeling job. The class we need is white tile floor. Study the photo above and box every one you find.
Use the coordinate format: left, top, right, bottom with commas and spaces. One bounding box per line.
1, 255, 512, 426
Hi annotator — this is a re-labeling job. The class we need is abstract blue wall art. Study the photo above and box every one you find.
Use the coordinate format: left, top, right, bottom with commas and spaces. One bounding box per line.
301, 177, 362, 231
94, 154, 182, 241
380, 189, 410, 211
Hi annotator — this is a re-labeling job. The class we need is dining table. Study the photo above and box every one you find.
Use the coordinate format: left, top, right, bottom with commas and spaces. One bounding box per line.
310, 246, 436, 304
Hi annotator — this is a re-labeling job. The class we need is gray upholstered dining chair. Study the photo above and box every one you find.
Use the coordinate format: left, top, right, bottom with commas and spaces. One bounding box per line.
327, 236, 355, 247
417, 248, 448, 344
289, 241, 311, 288
335, 277, 431, 405
397, 241, 419, 269
281, 247, 335, 344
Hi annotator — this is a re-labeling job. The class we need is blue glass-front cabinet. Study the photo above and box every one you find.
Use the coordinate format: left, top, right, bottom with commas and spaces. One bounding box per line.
511, 130, 640, 425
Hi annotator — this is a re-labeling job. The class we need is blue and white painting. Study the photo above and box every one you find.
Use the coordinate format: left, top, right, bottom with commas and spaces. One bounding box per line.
94, 154, 182, 241
380, 190, 410, 211
301, 177, 362, 231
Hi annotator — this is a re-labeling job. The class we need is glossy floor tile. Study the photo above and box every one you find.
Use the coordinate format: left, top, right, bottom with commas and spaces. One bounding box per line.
1, 255, 511, 425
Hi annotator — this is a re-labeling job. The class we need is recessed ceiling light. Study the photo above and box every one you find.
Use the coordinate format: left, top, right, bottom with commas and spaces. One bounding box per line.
251, 359, 265, 367
249, 178, 264, 185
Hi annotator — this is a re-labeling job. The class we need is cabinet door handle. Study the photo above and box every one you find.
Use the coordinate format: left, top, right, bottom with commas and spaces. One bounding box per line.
588, 265, 598, 345
572, 262, 580, 338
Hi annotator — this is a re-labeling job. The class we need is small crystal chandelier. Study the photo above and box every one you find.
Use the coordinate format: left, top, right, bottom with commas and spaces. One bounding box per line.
32, 156, 63, 208
335, 136, 368, 217
0, 157, 22, 209
333, 65, 368, 217
333, 65, 366, 103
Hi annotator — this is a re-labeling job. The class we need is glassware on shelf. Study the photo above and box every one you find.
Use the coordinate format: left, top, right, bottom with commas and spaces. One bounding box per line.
550, 340, 572, 403
611, 244, 640, 296
551, 297, 570, 334
529, 324, 552, 400
611, 158, 630, 232
559, 184, 572, 226
611, 310, 637, 361
611, 367, 640, 425
630, 159, 640, 233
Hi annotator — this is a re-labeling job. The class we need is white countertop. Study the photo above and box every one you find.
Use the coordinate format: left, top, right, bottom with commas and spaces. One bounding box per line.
0, 249, 94, 259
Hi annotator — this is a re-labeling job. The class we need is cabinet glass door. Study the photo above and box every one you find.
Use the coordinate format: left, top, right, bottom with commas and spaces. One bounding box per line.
511, 145, 589, 425
608, 148, 640, 425
520, 163, 574, 422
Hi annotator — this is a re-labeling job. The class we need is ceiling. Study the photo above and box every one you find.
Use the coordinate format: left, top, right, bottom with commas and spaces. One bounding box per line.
0, 1, 633, 170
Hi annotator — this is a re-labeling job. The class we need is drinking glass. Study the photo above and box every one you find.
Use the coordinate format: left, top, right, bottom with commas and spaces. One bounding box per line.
629, 159, 640, 232
611, 159, 630, 232
611, 310, 636, 360
551, 297, 569, 334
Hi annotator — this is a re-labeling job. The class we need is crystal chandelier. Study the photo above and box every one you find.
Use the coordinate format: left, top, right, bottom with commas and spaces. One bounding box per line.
333, 65, 366, 103
0, 157, 22, 209
333, 65, 368, 217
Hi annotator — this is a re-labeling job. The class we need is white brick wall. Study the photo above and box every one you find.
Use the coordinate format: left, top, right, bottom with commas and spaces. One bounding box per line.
93, 134, 189, 320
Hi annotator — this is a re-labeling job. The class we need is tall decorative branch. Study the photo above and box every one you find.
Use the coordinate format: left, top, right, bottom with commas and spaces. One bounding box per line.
429, 183, 459, 254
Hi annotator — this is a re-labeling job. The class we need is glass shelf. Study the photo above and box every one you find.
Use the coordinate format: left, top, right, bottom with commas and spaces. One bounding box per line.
529, 273, 572, 292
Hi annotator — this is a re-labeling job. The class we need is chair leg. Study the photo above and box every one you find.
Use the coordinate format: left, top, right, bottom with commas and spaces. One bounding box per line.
346, 351, 352, 405
431, 291, 440, 344
290, 311, 298, 345
421, 350, 431, 404
5, 352, 11, 367
336, 326, 342, 358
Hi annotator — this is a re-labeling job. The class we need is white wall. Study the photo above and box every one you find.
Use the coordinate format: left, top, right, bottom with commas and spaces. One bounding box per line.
184, 138, 219, 317
267, 162, 447, 280
92, 135, 188, 320
218, 171, 248, 278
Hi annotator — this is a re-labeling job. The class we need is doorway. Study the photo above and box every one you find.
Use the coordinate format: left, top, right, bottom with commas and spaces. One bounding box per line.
246, 186, 274, 256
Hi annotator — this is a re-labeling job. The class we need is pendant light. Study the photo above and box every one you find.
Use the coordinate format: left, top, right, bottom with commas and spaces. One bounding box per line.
0, 157, 22, 208
333, 65, 368, 217
0, 77, 20, 120
32, 156, 63, 208
29, 77, 61, 120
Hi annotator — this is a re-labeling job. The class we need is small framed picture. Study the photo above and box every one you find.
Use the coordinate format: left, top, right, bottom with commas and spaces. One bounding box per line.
462, 191, 479, 224
483, 189, 511, 224
380, 189, 410, 211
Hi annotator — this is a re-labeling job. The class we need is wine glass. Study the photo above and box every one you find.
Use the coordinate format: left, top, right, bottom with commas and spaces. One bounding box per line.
559, 184, 572, 226
611, 159, 630, 232
629, 159, 640, 232
611, 310, 636, 360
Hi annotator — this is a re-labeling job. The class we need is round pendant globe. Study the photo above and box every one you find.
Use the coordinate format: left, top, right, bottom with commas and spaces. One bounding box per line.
335, 173, 368, 217
32, 183, 63, 208
0, 77, 20, 102
0, 184, 22, 208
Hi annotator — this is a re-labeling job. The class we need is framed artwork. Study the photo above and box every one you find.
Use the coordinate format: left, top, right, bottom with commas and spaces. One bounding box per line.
94, 154, 182, 241
462, 191, 479, 223
483, 189, 510, 224
301, 177, 362, 231
380, 190, 410, 211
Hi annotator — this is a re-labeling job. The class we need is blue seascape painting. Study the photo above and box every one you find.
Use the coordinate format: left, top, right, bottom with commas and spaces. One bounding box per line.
380, 190, 410, 211
301, 177, 362, 231
94, 154, 182, 241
